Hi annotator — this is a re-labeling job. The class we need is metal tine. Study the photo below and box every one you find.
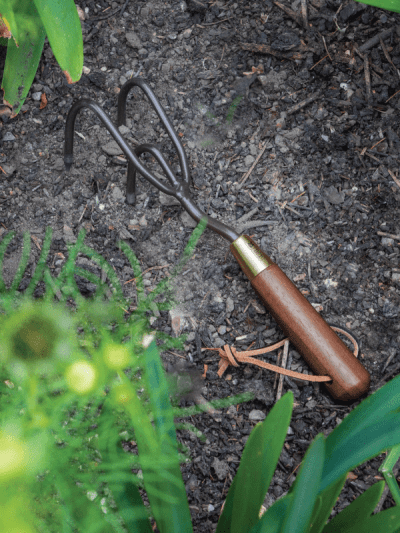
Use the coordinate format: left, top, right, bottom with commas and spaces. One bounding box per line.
64, 98, 177, 195
127, 143, 183, 205
117, 77, 191, 187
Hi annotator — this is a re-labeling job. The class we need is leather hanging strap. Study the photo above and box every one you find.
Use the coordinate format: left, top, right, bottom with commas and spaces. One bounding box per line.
205, 326, 359, 383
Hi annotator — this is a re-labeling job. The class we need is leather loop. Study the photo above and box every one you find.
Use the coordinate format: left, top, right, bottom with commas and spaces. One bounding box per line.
205, 326, 359, 383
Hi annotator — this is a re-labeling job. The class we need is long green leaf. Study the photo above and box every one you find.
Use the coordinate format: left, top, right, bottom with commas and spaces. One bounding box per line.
248, 495, 293, 533
140, 341, 193, 533
216, 391, 293, 533
111, 481, 152, 533
355, 0, 400, 13
321, 411, 400, 492
331, 504, 400, 533
0, 0, 46, 114
322, 481, 385, 533
324, 374, 400, 458
281, 434, 325, 533
309, 474, 347, 533
32, 0, 83, 82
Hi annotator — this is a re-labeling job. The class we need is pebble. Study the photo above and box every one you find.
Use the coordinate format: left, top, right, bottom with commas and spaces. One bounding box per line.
244, 155, 255, 166
212, 457, 229, 480
111, 186, 124, 201
160, 191, 180, 206
31, 92, 42, 101
180, 211, 197, 228
125, 32, 141, 48
324, 186, 345, 205
3, 132, 15, 141
118, 125, 130, 135
102, 141, 123, 156
249, 409, 266, 421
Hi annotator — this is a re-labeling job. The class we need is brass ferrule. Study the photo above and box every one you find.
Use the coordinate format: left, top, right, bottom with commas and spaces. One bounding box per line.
230, 235, 273, 281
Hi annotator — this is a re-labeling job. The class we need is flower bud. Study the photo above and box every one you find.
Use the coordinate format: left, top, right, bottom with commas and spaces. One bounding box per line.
0, 433, 27, 482
65, 361, 97, 394
103, 344, 131, 370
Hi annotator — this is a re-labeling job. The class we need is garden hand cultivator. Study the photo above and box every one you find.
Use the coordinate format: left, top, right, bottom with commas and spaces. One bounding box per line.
64, 78, 370, 402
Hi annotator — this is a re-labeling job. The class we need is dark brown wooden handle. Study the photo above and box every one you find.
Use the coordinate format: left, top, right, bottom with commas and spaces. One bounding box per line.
230, 235, 370, 401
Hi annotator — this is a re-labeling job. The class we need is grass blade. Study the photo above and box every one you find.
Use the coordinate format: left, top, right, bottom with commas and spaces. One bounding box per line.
0, 231, 15, 293
10, 231, 31, 295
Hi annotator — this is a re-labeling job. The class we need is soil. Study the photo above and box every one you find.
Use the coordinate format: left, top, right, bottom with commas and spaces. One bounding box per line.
1, 0, 400, 530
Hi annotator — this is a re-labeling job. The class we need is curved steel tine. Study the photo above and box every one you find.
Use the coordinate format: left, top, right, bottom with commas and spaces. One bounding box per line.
64, 99, 177, 196
117, 78, 191, 187
127, 143, 178, 205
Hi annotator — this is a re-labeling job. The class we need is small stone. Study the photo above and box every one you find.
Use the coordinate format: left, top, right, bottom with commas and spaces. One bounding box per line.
212, 457, 229, 481
63, 225, 77, 243
208, 504, 215, 512
32, 91, 42, 101
102, 141, 123, 156
324, 185, 345, 205
118, 125, 130, 135
126, 32, 141, 48
169, 308, 191, 336
159, 191, 180, 206
111, 186, 124, 201
3, 132, 15, 142
226, 297, 234, 313
139, 215, 147, 227
180, 211, 197, 228
1, 164, 15, 175
244, 154, 255, 166
249, 409, 266, 421
53, 157, 64, 171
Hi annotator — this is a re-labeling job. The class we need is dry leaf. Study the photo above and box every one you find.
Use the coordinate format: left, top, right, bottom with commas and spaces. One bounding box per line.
40, 93, 47, 110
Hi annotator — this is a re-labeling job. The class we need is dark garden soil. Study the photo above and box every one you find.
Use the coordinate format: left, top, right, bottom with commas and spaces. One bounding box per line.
1, 0, 400, 529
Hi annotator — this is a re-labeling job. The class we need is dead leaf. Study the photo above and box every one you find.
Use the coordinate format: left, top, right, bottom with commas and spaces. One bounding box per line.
0, 17, 11, 39
40, 92, 47, 110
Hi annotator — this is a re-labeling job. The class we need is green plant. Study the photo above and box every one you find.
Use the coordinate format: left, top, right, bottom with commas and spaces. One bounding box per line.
0, 0, 83, 115
3, 228, 400, 532
0, 222, 254, 532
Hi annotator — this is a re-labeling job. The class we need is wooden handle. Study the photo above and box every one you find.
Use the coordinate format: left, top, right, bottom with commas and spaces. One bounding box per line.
230, 235, 370, 401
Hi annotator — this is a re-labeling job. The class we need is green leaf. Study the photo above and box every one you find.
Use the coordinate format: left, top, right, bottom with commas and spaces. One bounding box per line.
324, 374, 400, 455
281, 434, 325, 533
329, 504, 400, 533
32, 0, 83, 82
355, 0, 400, 13
248, 495, 293, 533
322, 481, 385, 533
321, 410, 400, 493
0, 0, 46, 114
216, 391, 293, 533
111, 481, 152, 533
309, 474, 347, 533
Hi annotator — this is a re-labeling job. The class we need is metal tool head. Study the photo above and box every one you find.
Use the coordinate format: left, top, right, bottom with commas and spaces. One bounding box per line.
64, 78, 239, 242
